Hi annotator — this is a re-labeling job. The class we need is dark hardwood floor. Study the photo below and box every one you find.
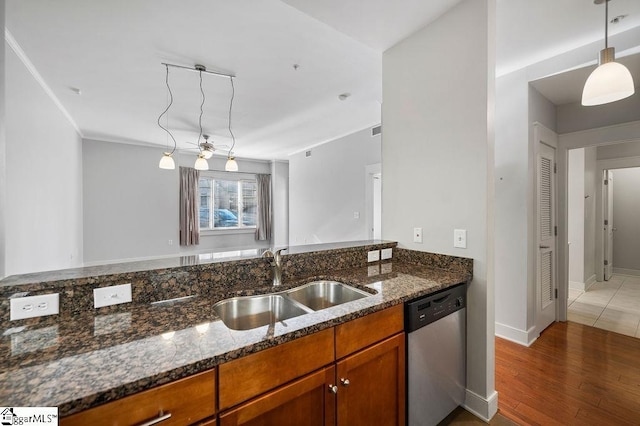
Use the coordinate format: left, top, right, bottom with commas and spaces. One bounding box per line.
496, 321, 640, 425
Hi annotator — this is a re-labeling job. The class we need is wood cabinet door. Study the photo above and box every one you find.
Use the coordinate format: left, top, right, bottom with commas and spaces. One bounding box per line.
336, 333, 405, 426
219, 366, 336, 426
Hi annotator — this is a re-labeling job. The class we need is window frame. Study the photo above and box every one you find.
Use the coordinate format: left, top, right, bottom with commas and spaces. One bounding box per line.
198, 172, 258, 233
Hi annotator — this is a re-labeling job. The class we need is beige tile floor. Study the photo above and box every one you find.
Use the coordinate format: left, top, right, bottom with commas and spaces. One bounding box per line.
568, 274, 640, 337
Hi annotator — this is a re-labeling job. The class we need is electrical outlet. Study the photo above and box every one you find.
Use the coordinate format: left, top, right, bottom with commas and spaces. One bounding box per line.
367, 250, 380, 262
381, 248, 393, 260
413, 227, 423, 243
353, 211, 360, 219
10, 294, 59, 321
93, 283, 132, 308
454, 229, 467, 248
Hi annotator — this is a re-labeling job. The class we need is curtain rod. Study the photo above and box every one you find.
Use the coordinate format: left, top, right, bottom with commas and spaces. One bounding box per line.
199, 169, 269, 176
161, 62, 235, 79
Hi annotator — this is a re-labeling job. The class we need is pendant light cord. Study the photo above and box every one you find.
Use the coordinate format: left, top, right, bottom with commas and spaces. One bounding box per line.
605, 0, 609, 49
197, 70, 205, 152
157, 64, 177, 155
228, 76, 236, 157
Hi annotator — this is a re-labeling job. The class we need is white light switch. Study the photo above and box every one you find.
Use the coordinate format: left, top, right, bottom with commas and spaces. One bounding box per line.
381, 248, 393, 260
413, 227, 423, 243
94, 283, 132, 308
454, 229, 467, 248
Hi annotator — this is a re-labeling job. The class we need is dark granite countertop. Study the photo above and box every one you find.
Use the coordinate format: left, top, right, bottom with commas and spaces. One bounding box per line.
0, 261, 470, 416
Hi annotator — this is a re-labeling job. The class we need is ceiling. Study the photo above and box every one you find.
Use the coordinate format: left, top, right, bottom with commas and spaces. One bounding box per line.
5, 0, 640, 160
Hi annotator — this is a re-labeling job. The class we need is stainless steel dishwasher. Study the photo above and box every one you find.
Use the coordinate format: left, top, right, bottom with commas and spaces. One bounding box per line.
405, 282, 466, 426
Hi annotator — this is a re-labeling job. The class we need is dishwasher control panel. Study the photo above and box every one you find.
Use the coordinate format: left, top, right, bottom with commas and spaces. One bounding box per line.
405, 282, 466, 332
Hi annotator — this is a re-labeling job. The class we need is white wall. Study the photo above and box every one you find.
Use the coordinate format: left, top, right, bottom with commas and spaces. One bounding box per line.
288, 126, 381, 245
83, 139, 274, 264
271, 160, 289, 248
584, 147, 596, 282
612, 167, 640, 273
4, 42, 83, 276
568, 148, 585, 285
557, 94, 640, 134
383, 0, 496, 419
597, 140, 640, 160
0, 1, 6, 278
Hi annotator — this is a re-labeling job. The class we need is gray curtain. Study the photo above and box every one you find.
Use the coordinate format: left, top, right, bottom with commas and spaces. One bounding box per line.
180, 166, 200, 246
255, 174, 272, 241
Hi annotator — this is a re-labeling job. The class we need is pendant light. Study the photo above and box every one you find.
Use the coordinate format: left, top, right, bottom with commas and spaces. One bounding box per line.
225, 76, 239, 172
157, 64, 177, 169
193, 65, 209, 170
582, 0, 635, 106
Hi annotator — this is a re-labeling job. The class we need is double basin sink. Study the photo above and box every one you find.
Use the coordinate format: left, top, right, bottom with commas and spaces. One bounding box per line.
213, 281, 372, 330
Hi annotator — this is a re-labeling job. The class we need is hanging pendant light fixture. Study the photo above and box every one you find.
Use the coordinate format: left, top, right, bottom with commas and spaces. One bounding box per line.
582, 0, 635, 106
193, 65, 209, 170
157, 64, 177, 169
225, 76, 239, 172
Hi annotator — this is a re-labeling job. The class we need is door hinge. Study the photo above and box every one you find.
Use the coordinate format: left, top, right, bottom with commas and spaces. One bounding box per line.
555, 288, 558, 299
604, 219, 608, 226
554, 226, 557, 236
604, 260, 609, 266
604, 179, 608, 185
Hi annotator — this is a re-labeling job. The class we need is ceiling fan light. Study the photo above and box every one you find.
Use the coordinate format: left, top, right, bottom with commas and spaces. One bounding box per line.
202, 148, 214, 159
194, 155, 209, 171
582, 60, 635, 106
225, 156, 238, 172
159, 152, 175, 170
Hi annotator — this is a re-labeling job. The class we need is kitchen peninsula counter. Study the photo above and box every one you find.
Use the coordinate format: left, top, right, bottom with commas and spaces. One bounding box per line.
0, 244, 472, 416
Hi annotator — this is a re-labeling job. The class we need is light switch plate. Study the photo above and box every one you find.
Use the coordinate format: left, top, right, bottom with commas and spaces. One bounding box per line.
10, 294, 59, 321
94, 283, 132, 308
381, 248, 393, 260
454, 229, 467, 248
367, 250, 380, 262
413, 227, 423, 243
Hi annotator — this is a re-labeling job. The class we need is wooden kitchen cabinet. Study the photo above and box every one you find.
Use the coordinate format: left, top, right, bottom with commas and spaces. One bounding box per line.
61, 369, 216, 426
335, 304, 403, 358
336, 333, 406, 426
218, 328, 334, 410
219, 367, 336, 426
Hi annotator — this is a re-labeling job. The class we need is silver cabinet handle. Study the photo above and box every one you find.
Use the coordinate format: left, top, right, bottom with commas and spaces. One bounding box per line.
340, 378, 350, 387
539, 245, 549, 249
328, 385, 338, 394
137, 412, 172, 426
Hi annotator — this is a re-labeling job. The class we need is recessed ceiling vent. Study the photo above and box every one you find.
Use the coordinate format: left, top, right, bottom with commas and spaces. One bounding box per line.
305, 150, 312, 157
371, 125, 382, 137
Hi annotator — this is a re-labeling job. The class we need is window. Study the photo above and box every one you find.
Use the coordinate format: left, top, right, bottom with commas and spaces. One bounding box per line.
199, 176, 257, 230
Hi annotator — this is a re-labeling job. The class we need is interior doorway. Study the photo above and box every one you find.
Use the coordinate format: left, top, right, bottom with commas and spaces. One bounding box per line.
365, 163, 382, 240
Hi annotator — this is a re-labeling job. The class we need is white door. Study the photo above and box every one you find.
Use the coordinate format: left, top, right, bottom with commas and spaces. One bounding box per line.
536, 142, 557, 334
603, 170, 614, 280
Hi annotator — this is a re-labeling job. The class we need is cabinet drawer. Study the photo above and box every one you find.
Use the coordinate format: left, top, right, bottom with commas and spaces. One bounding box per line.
219, 328, 334, 410
61, 369, 216, 426
335, 304, 403, 359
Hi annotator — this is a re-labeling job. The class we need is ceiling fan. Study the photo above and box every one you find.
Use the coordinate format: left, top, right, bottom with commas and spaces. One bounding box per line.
184, 134, 230, 159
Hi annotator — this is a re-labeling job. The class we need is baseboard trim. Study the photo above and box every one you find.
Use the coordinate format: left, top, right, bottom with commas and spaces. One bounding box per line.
495, 322, 537, 347
464, 389, 498, 422
585, 274, 596, 290
569, 280, 585, 291
613, 268, 640, 277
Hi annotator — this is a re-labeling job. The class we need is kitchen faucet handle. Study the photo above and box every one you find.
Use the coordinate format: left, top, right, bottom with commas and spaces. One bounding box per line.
275, 247, 288, 256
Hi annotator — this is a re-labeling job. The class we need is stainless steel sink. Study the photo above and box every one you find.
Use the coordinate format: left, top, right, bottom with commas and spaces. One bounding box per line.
213, 294, 311, 331
285, 281, 370, 311
213, 281, 372, 330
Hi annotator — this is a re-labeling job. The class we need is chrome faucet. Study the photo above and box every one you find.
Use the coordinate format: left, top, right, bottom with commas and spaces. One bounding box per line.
263, 248, 288, 287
